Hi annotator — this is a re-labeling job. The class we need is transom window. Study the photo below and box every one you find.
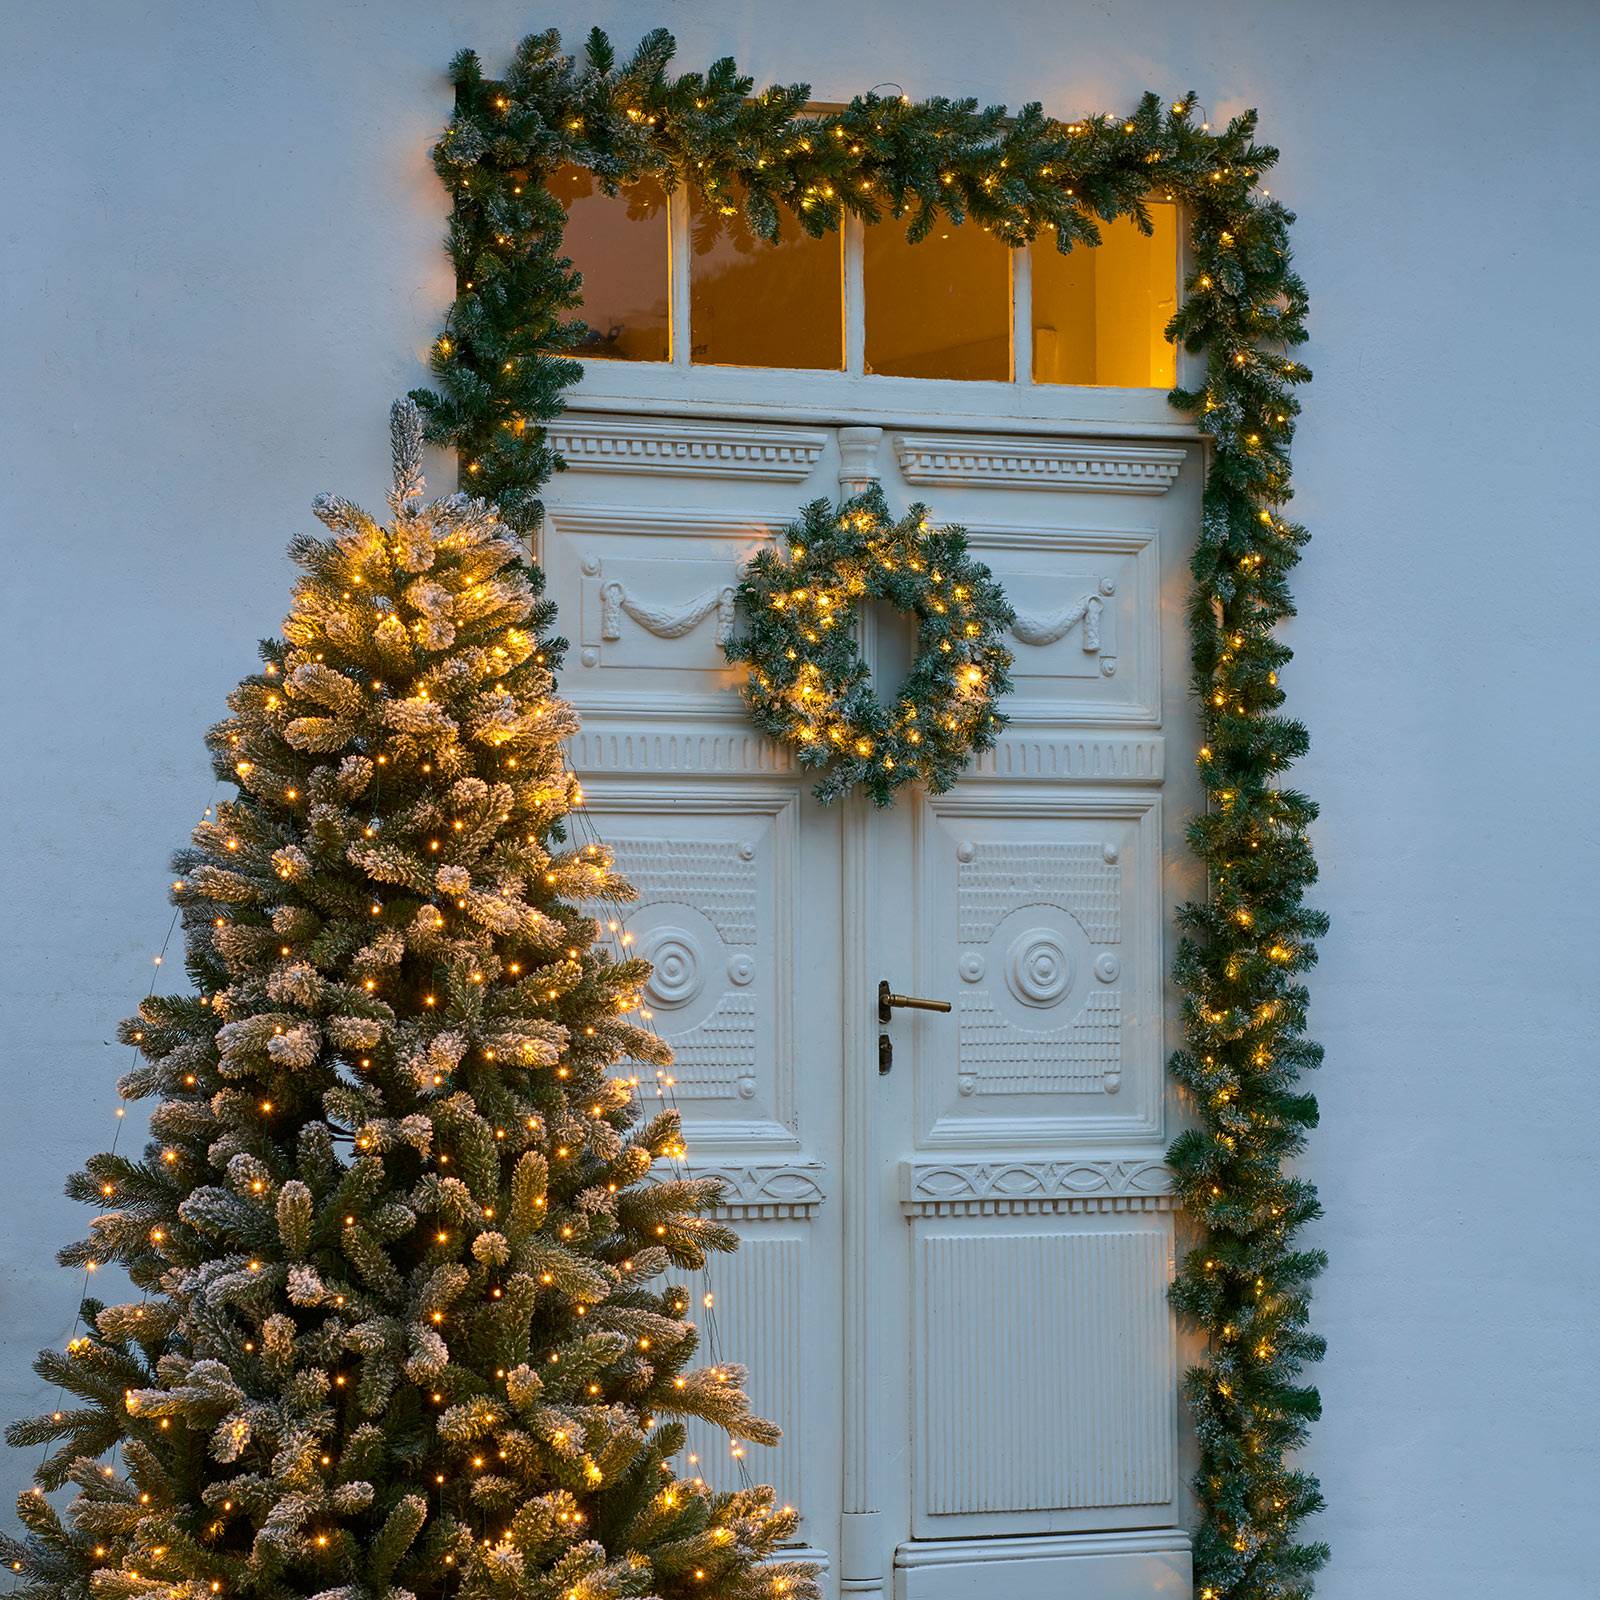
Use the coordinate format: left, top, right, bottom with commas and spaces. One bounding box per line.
551, 165, 1178, 391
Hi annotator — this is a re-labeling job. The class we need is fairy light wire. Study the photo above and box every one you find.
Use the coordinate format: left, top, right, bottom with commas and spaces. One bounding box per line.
18, 793, 218, 1529
559, 760, 758, 1494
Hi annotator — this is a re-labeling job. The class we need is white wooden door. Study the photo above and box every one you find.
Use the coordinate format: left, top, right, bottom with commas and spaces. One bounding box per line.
537, 408, 1200, 1600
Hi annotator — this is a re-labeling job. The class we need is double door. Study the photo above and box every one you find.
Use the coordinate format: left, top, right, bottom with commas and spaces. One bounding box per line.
539, 409, 1201, 1600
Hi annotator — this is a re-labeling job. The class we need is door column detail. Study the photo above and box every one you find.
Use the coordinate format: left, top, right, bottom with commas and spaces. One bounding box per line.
838, 425, 884, 495
840, 793, 890, 1598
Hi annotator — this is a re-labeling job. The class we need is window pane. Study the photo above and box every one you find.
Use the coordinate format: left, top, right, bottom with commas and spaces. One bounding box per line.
550, 164, 669, 362
688, 186, 843, 369
864, 222, 1012, 381
1031, 205, 1178, 388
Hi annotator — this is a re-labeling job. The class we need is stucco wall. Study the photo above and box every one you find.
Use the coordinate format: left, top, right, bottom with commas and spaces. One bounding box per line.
4, 3, 1597, 1594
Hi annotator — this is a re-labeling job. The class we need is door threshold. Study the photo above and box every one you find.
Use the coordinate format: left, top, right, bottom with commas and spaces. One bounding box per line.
894, 1530, 1191, 1600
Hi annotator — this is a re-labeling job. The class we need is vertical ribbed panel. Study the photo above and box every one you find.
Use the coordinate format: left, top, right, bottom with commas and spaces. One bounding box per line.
683, 1235, 806, 1518
918, 1229, 1173, 1515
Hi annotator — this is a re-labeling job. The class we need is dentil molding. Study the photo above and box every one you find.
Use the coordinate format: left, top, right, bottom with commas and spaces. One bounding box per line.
548, 416, 828, 480
893, 432, 1186, 493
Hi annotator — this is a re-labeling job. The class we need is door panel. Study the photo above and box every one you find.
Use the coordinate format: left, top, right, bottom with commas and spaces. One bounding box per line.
544, 505, 766, 711
916, 793, 1164, 1144
916, 1220, 1175, 1525
590, 792, 796, 1138
683, 1221, 814, 1529
963, 524, 1161, 725
860, 425, 1200, 1588
541, 436, 846, 1569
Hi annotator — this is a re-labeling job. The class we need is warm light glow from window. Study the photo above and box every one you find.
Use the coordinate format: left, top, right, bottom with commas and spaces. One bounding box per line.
550, 164, 669, 362
689, 185, 843, 369
544, 171, 1177, 388
1031, 204, 1178, 387
864, 222, 1012, 381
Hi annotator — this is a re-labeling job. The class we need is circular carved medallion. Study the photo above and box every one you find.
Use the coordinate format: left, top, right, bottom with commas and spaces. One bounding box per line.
640, 927, 703, 1009
1005, 928, 1073, 1008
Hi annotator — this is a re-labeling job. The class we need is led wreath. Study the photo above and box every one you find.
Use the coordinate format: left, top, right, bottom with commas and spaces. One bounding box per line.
725, 485, 1014, 806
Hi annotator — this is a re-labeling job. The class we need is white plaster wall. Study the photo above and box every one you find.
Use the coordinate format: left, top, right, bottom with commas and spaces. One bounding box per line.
3, 2, 1596, 1594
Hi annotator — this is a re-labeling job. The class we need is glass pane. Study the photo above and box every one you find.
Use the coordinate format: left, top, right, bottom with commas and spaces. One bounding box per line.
688, 185, 843, 369
549, 164, 669, 362
1031, 205, 1178, 387
864, 222, 1012, 381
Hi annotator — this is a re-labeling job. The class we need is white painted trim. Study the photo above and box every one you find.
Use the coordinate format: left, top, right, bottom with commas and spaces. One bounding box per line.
566, 720, 797, 776
844, 212, 867, 377
893, 431, 1186, 493
568, 365, 1200, 439
969, 736, 1165, 783
901, 1155, 1174, 1216
668, 192, 690, 369
547, 416, 827, 480
1011, 239, 1033, 394
841, 792, 887, 1595
568, 708, 1165, 784
895, 1531, 1191, 1568
838, 424, 885, 493
965, 522, 1159, 553
767, 1545, 831, 1573
894, 1529, 1191, 1600
698, 1161, 828, 1218
544, 500, 785, 541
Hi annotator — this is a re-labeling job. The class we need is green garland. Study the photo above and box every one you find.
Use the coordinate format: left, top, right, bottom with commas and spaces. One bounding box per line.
415, 25, 1327, 1599
725, 486, 1015, 807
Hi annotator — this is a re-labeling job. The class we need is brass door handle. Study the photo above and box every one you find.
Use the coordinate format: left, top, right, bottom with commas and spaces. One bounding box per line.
878, 979, 953, 1024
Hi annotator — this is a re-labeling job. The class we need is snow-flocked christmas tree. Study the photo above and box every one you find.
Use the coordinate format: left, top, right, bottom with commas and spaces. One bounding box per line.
1, 402, 815, 1600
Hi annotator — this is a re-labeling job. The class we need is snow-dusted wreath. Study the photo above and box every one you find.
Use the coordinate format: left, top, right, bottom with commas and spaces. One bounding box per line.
725, 485, 1015, 806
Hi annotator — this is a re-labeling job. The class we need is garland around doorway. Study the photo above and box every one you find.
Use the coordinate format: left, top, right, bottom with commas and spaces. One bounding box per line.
415, 27, 1329, 1600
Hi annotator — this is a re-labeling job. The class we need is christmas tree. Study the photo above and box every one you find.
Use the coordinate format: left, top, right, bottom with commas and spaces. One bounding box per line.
1, 402, 815, 1600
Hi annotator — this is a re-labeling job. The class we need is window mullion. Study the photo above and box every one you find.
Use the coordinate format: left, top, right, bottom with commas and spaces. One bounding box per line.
843, 213, 866, 376
1011, 244, 1032, 388
668, 189, 692, 367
